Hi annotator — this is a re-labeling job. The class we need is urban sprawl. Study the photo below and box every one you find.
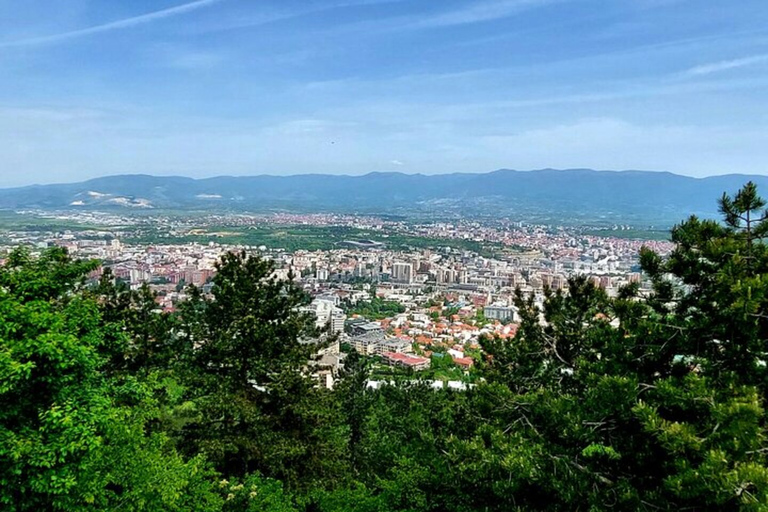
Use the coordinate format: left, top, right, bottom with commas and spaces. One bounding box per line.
0, 210, 673, 389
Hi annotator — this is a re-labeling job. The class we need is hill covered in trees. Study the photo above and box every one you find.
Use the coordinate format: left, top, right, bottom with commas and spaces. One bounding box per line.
2, 169, 768, 224
4, 183, 768, 510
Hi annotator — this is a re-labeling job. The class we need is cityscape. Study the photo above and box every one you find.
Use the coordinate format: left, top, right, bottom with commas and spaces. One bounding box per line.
3, 0, 768, 509
0, 207, 673, 389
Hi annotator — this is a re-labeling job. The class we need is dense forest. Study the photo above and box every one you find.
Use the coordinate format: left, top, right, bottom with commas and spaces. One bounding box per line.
3, 183, 768, 510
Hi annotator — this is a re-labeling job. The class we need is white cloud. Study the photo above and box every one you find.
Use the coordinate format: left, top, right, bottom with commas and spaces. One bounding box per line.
685, 54, 768, 76
418, 0, 566, 27
0, 0, 226, 47
184, 0, 404, 35
390, 159, 404, 166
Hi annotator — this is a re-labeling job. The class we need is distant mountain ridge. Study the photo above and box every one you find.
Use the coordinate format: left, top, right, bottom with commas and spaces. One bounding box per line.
1, 169, 766, 224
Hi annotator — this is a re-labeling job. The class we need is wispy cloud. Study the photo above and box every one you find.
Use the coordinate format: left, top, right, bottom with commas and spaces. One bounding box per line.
685, 53, 768, 76
183, 0, 404, 35
418, 0, 566, 27
299, 74, 768, 134
0, 106, 107, 123
0, 0, 226, 48
475, 75, 768, 112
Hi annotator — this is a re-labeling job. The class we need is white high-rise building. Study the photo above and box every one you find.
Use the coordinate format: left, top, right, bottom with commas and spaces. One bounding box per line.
330, 310, 346, 334
302, 298, 346, 334
391, 262, 413, 284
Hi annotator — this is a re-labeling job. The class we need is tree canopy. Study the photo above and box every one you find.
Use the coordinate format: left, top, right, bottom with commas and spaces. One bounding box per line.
3, 183, 768, 510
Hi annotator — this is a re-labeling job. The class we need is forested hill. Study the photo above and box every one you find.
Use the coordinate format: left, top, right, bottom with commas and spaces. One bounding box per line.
2, 169, 768, 222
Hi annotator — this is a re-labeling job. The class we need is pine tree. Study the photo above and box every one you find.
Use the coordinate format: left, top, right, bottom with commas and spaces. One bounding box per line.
0, 248, 224, 511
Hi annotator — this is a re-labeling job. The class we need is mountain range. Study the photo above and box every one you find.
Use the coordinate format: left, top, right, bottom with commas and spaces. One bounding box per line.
1, 169, 766, 225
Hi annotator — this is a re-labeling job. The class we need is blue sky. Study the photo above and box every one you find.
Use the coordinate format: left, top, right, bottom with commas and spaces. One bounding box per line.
1, 0, 767, 186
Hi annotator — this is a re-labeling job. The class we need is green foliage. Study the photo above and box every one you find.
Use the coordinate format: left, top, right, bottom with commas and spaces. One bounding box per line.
123, 224, 506, 257
220, 473, 297, 512
344, 297, 405, 320
5, 183, 768, 510
473, 308, 490, 326
0, 248, 223, 511
195, 250, 316, 388
443, 305, 461, 318
418, 353, 468, 382
93, 271, 188, 374
473, 182, 768, 509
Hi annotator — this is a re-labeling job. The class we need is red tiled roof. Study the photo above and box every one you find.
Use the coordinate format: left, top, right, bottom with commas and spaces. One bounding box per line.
382, 352, 430, 366
453, 356, 474, 368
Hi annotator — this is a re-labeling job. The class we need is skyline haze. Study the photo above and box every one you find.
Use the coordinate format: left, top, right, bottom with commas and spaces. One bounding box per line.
1, 0, 767, 186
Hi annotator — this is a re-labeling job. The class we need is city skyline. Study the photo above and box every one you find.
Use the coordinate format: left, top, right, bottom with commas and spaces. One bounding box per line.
2, 0, 768, 186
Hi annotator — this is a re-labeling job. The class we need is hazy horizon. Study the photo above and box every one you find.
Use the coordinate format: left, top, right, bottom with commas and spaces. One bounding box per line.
4, 166, 768, 190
